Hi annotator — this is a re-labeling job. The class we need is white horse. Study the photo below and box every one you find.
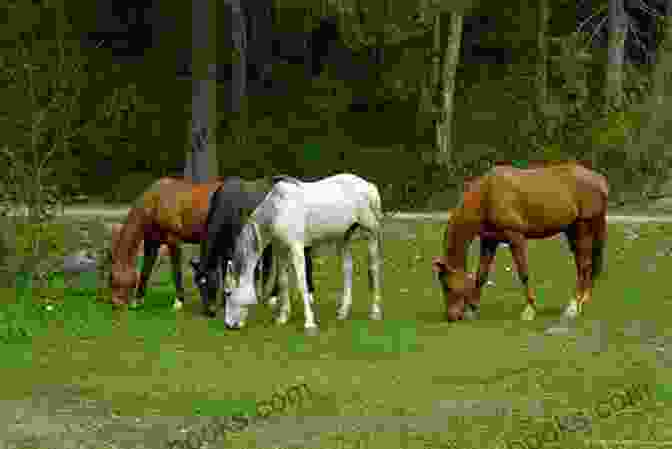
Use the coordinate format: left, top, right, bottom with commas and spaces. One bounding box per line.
224, 173, 384, 333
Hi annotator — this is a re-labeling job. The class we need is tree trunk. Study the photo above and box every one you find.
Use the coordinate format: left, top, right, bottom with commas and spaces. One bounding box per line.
653, 0, 672, 106
436, 12, 463, 167
229, 0, 248, 146
416, 13, 441, 143
245, 0, 274, 86
605, 0, 626, 111
536, 0, 549, 108
185, 0, 218, 183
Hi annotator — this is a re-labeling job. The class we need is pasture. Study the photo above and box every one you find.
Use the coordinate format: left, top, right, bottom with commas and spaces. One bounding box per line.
1, 217, 671, 449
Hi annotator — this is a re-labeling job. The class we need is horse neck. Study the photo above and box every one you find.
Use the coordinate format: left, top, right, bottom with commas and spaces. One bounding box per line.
116, 208, 145, 267
444, 220, 474, 271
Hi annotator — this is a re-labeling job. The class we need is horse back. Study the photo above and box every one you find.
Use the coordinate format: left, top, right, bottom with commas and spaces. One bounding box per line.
485, 164, 607, 220
261, 173, 381, 241
136, 177, 224, 242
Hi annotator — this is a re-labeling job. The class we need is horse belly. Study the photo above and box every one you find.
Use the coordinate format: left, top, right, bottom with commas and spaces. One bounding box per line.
304, 204, 357, 244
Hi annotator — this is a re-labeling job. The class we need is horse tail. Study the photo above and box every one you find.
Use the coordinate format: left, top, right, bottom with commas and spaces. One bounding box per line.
367, 181, 384, 257
591, 174, 609, 280
368, 182, 383, 226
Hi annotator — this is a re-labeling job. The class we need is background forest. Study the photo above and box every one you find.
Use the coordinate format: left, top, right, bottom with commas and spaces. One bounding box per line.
2, 0, 672, 213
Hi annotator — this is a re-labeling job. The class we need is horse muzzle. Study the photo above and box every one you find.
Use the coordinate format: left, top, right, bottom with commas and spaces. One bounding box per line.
224, 321, 244, 330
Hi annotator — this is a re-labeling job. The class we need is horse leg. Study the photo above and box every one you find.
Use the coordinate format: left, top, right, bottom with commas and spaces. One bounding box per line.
289, 244, 318, 331
466, 239, 499, 320
507, 234, 536, 320
367, 232, 383, 321
564, 221, 592, 319
275, 249, 292, 325
258, 245, 277, 307
168, 244, 185, 310
337, 241, 354, 320
305, 247, 315, 305
133, 240, 159, 309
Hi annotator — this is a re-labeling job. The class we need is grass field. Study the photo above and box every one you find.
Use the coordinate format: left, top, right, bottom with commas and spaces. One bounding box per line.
1, 218, 671, 449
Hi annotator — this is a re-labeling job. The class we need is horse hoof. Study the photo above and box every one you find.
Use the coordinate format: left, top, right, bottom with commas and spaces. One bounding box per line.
521, 305, 536, 321
304, 326, 319, 336
562, 300, 580, 319
544, 325, 570, 335
172, 300, 183, 311
463, 308, 479, 321
275, 314, 289, 325
369, 310, 383, 321
336, 311, 349, 320
267, 296, 278, 307
129, 299, 143, 310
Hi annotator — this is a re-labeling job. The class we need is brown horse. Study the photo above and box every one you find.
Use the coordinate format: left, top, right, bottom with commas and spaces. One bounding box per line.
110, 177, 224, 308
432, 161, 608, 321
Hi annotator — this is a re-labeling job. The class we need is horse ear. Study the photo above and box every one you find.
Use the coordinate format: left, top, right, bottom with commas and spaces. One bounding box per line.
432, 256, 448, 273
189, 257, 200, 269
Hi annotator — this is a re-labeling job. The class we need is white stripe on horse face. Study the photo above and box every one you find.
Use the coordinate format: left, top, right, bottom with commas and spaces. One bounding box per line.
223, 260, 235, 291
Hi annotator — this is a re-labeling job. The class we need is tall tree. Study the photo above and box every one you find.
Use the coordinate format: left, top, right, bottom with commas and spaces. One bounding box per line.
536, 0, 550, 109
436, 12, 464, 167
416, 8, 442, 144
228, 0, 248, 147
653, 0, 672, 106
605, 0, 627, 111
245, 0, 275, 88
185, 0, 218, 182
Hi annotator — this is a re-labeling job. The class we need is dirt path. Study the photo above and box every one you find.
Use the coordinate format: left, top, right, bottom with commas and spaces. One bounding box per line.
9, 206, 672, 223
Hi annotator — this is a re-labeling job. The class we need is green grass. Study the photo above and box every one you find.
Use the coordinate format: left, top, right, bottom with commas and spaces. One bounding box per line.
1, 219, 671, 448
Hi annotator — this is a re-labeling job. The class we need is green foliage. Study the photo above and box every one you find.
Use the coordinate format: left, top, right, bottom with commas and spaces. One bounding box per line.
2, 222, 67, 286
591, 110, 635, 148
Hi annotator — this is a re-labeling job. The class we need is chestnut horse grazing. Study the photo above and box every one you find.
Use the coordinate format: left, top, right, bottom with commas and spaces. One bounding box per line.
432, 162, 608, 321
110, 177, 223, 308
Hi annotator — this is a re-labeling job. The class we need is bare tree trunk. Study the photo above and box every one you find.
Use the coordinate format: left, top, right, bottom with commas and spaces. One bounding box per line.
416, 12, 441, 141
185, 0, 219, 182
229, 0, 248, 146
436, 12, 463, 167
536, 0, 549, 108
605, 0, 626, 111
432, 13, 442, 92
653, 0, 672, 106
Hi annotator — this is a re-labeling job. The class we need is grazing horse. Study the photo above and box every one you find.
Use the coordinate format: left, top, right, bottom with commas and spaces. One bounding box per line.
189, 176, 315, 317
223, 173, 384, 332
432, 162, 608, 321
450, 161, 596, 319
110, 177, 223, 308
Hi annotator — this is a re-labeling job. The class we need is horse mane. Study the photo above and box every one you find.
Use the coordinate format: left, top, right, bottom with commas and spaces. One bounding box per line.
115, 206, 146, 267
272, 175, 302, 186
204, 183, 226, 233
231, 222, 260, 278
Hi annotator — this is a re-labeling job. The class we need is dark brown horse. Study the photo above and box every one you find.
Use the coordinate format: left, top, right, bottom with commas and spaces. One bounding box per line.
110, 177, 224, 308
432, 161, 608, 321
